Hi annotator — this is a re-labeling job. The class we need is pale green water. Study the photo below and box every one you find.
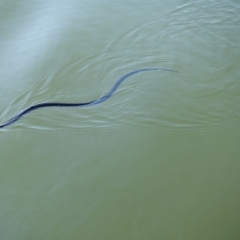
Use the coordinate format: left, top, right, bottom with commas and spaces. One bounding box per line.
0, 0, 240, 239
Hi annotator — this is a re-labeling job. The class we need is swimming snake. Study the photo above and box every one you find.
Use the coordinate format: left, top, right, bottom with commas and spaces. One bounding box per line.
0, 67, 177, 128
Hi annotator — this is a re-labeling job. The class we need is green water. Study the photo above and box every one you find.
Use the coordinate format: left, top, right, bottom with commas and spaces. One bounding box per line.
0, 0, 240, 239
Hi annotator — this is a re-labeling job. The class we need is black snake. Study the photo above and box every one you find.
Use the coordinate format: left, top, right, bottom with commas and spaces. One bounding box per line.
0, 67, 177, 128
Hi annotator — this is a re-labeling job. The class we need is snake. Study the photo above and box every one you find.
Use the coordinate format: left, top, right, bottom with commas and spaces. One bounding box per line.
0, 67, 177, 129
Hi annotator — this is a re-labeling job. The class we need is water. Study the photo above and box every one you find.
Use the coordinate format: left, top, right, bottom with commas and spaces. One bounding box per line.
0, 0, 240, 239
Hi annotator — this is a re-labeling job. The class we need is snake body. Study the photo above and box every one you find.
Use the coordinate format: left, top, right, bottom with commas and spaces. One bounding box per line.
0, 67, 177, 128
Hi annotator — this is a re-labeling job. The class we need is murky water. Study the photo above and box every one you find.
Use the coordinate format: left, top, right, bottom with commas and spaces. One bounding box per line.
0, 0, 240, 239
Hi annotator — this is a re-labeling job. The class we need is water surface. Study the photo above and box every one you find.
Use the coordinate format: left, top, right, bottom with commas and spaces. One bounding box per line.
0, 0, 240, 239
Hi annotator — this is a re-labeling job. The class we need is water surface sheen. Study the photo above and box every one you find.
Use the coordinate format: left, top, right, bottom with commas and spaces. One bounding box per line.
0, 0, 240, 239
